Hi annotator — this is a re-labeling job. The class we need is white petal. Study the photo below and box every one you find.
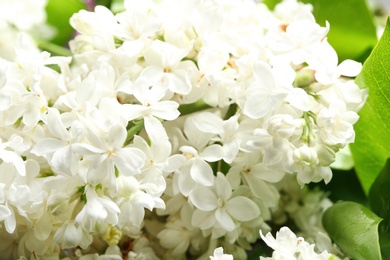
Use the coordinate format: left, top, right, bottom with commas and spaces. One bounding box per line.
165, 154, 186, 172
0, 150, 25, 176
215, 208, 235, 231
4, 206, 16, 233
31, 138, 65, 156
8, 184, 30, 206
0, 92, 12, 111
251, 164, 285, 183
46, 108, 68, 139
190, 186, 218, 211
34, 212, 52, 241
72, 143, 106, 155
51, 146, 74, 175
168, 70, 192, 95
86, 193, 107, 221
253, 61, 275, 87
245, 175, 279, 207
226, 196, 260, 221
199, 144, 224, 162
114, 147, 145, 175
184, 117, 212, 149
151, 100, 180, 120
61, 222, 82, 248
120, 104, 147, 121
244, 92, 286, 119
0, 205, 11, 221
338, 60, 362, 77
191, 112, 224, 134
260, 230, 278, 250
191, 209, 216, 230
190, 158, 214, 186
108, 124, 126, 148
144, 115, 168, 144
178, 166, 197, 196
87, 160, 109, 186
215, 172, 232, 200
222, 140, 240, 164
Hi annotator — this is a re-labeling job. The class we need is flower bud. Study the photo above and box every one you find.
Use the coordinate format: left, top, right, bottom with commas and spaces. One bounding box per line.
267, 114, 301, 139
293, 145, 319, 171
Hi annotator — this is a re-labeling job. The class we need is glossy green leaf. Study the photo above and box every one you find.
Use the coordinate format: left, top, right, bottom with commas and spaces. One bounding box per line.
323, 201, 382, 260
350, 18, 390, 195
46, 0, 86, 46
369, 158, 390, 258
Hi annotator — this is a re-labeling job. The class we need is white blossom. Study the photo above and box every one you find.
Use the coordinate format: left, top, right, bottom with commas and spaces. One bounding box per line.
260, 226, 332, 260
209, 247, 233, 260
190, 173, 260, 232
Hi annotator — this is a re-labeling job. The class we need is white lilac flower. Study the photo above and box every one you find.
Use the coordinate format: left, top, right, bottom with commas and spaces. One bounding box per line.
244, 61, 288, 119
166, 115, 224, 196
116, 3, 161, 40
141, 39, 195, 95
115, 174, 164, 229
266, 9, 329, 66
0, 0, 53, 61
226, 152, 284, 208
189, 172, 260, 233
260, 226, 332, 260
54, 220, 92, 249
30, 108, 82, 176
209, 247, 234, 260
70, 6, 119, 53
73, 122, 146, 189
121, 78, 180, 146
75, 185, 120, 229
190, 112, 243, 164
0, 0, 368, 258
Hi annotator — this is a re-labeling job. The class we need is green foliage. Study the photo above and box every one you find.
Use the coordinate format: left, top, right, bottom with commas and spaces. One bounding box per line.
323, 201, 383, 260
350, 17, 390, 195
45, 0, 86, 46
311, 169, 367, 206
261, 0, 377, 62
369, 158, 390, 258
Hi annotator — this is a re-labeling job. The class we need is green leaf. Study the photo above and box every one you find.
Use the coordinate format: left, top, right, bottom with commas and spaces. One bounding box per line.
45, 0, 86, 46
301, 0, 377, 62
323, 201, 382, 260
369, 158, 390, 258
350, 18, 390, 195
311, 169, 367, 206
261, 0, 281, 10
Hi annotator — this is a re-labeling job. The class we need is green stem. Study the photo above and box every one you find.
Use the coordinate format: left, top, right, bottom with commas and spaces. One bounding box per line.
36, 40, 72, 57
224, 103, 238, 120
178, 100, 211, 116
124, 119, 144, 145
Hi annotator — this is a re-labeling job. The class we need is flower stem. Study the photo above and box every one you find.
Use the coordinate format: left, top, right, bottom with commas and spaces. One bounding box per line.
37, 40, 72, 57
85, 0, 95, 10
178, 100, 211, 116
125, 120, 144, 145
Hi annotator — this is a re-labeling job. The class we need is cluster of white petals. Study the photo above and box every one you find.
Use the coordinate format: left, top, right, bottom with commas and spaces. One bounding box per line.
260, 226, 332, 260
0, 0, 54, 61
0, 0, 366, 259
